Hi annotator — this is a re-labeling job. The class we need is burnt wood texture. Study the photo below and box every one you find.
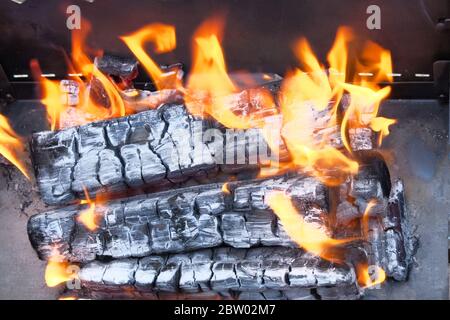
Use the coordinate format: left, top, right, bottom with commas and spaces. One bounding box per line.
28, 162, 417, 299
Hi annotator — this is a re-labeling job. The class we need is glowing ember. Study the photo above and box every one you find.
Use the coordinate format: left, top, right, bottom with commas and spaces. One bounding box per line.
266, 191, 350, 261
0, 114, 30, 179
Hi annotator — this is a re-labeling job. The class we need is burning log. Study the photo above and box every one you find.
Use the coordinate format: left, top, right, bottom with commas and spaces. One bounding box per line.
68, 247, 358, 300
28, 155, 417, 299
31, 103, 285, 205
27, 176, 328, 263
383, 180, 418, 281
89, 55, 138, 108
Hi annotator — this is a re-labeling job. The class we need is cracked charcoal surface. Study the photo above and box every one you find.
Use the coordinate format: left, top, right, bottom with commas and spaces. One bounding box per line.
28, 164, 417, 289
31, 104, 281, 205
73, 247, 358, 300
27, 176, 329, 263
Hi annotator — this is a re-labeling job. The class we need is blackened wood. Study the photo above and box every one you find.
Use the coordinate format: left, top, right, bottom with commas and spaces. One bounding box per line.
73, 247, 357, 300
94, 55, 138, 79
31, 103, 285, 205
27, 176, 329, 263
383, 180, 418, 281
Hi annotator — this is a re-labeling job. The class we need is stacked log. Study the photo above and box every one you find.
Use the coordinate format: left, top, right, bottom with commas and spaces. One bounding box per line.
27, 160, 417, 300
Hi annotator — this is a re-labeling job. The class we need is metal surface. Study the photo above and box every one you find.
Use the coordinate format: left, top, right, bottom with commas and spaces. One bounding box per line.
0, 0, 449, 86
367, 99, 449, 299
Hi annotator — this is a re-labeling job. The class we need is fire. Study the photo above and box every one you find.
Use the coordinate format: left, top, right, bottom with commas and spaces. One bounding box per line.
266, 191, 350, 261
279, 70, 359, 185
44, 248, 77, 288
185, 17, 274, 129
71, 19, 101, 77
276, 33, 359, 185
34, 19, 127, 130
361, 200, 377, 236
370, 117, 397, 146
30, 60, 66, 131
358, 200, 387, 288
120, 24, 178, 90
58, 296, 77, 300
357, 264, 387, 289
221, 182, 230, 194
339, 39, 396, 152
77, 188, 103, 231
0, 114, 30, 179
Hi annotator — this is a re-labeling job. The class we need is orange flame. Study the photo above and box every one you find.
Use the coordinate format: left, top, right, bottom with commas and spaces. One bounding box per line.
121, 24, 178, 90
77, 188, 103, 231
362, 200, 377, 236
279, 67, 359, 185
358, 200, 387, 288
44, 248, 77, 287
0, 114, 30, 179
34, 19, 127, 130
266, 191, 351, 261
31, 60, 66, 131
291, 39, 333, 111
185, 17, 274, 129
339, 40, 396, 152
221, 182, 230, 194
71, 19, 102, 78
357, 264, 387, 289
58, 296, 78, 300
370, 117, 397, 146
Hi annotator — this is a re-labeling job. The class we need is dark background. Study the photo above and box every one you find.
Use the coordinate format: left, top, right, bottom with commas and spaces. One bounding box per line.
0, 0, 448, 83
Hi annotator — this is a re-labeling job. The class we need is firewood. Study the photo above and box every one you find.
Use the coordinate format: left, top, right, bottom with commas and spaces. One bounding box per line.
383, 180, 418, 281
31, 104, 280, 205
27, 176, 329, 263
71, 247, 358, 300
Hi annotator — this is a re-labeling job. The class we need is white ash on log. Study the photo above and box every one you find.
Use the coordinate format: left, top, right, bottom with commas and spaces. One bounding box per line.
68, 247, 359, 300
333, 156, 417, 283
340, 94, 380, 152
31, 104, 285, 205
27, 155, 418, 299
383, 180, 418, 281
27, 176, 329, 263
349, 127, 376, 151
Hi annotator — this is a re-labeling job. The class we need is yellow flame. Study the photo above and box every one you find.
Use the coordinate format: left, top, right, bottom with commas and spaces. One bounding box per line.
357, 264, 387, 289
370, 117, 397, 146
77, 188, 100, 231
0, 114, 30, 179
266, 191, 350, 261
291, 39, 333, 111
44, 248, 76, 288
34, 18, 128, 130
121, 24, 177, 90
221, 182, 230, 194
58, 296, 77, 300
185, 17, 274, 129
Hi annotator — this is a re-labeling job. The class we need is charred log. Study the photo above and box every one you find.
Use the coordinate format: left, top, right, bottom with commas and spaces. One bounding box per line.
27, 176, 328, 263
31, 104, 283, 205
69, 247, 358, 300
